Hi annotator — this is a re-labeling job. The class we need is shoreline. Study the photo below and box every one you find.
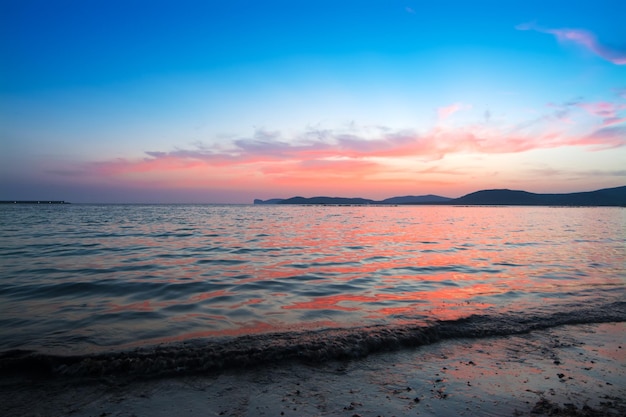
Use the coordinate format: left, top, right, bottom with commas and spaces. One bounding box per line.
2, 301, 624, 379
2, 322, 624, 417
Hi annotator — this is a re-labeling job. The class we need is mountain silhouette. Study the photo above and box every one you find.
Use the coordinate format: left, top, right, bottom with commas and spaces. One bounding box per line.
277, 196, 379, 205
381, 195, 452, 204
253, 185, 626, 206
452, 186, 626, 206
254, 194, 453, 205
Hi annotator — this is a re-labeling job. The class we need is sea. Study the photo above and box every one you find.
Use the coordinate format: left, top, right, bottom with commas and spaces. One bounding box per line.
1, 204, 624, 377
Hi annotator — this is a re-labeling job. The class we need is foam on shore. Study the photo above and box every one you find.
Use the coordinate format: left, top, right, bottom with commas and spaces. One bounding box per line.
1, 322, 624, 417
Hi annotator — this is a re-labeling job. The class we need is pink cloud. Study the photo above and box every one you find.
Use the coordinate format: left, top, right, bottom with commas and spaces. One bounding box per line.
576, 101, 625, 118
601, 117, 626, 127
77, 100, 625, 195
580, 126, 626, 150
437, 102, 467, 120
259, 158, 381, 178
574, 101, 626, 127
517, 22, 626, 65
88, 121, 623, 183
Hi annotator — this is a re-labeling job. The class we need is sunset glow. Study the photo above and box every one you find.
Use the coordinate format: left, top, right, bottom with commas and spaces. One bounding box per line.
1, 0, 624, 203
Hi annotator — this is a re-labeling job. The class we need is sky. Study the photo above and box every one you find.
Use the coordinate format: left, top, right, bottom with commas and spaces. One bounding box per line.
1, 0, 625, 203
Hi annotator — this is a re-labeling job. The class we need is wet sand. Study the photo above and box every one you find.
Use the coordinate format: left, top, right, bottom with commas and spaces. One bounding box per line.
2, 322, 624, 417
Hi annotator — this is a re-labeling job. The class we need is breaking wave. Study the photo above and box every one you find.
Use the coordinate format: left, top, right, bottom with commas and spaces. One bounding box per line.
2, 300, 624, 379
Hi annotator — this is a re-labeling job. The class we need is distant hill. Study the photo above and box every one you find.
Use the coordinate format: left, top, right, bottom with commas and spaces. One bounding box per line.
254, 194, 453, 205
253, 185, 626, 206
254, 195, 452, 205
451, 186, 626, 206
452, 189, 544, 205
253, 198, 286, 205
278, 196, 377, 205
381, 195, 453, 204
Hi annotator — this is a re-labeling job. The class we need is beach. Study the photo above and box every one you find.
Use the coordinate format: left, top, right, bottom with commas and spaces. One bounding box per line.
2, 322, 624, 417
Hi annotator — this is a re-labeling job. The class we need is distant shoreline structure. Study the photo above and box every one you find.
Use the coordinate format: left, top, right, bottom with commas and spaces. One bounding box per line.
0, 201, 69, 204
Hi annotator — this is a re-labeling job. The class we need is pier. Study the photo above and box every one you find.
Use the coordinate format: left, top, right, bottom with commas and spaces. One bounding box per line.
0, 201, 69, 204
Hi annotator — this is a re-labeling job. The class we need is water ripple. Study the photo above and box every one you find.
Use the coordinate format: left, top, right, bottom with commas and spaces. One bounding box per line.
0, 204, 624, 355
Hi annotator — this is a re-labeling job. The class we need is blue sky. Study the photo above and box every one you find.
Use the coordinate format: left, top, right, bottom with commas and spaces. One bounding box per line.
1, 0, 625, 202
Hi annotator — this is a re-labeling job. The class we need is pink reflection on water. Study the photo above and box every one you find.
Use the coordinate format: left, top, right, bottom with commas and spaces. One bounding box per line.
119, 206, 624, 343
282, 284, 499, 318
14, 205, 621, 353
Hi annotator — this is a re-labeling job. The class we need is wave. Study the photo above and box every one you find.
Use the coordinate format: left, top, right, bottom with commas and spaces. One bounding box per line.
2, 300, 624, 380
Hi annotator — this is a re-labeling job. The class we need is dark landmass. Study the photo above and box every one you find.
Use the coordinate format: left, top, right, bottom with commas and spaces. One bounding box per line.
278, 196, 381, 205
381, 194, 453, 204
452, 185, 626, 206
253, 185, 626, 206
0, 200, 69, 204
254, 194, 453, 205
253, 198, 285, 205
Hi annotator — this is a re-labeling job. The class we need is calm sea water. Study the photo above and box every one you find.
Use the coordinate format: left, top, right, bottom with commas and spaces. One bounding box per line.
1, 204, 625, 367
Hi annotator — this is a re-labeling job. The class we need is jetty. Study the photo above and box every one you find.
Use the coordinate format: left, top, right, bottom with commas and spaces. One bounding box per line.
0, 201, 69, 204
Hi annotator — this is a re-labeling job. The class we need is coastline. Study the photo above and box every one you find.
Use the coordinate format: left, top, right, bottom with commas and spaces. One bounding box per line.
253, 185, 626, 206
2, 322, 624, 417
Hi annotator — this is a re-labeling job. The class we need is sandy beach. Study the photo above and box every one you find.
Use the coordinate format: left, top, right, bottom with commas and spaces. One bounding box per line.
1, 322, 624, 417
